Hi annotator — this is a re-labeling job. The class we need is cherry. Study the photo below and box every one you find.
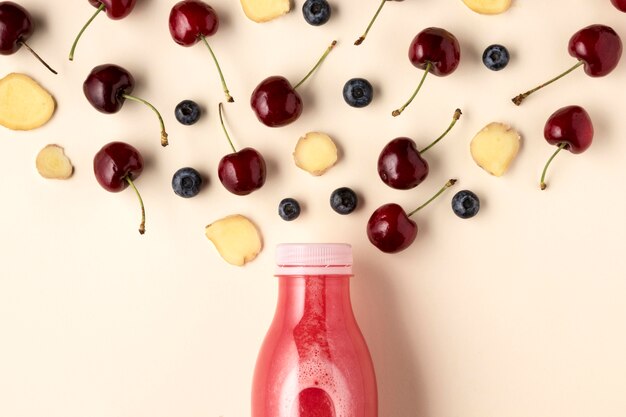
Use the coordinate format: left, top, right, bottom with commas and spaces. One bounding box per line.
83, 64, 169, 147
392, 27, 460, 117
169, 0, 233, 102
354, 0, 404, 46
93, 141, 146, 235
611, 0, 626, 11
367, 179, 457, 253
513, 24, 622, 105
540, 105, 594, 190
217, 103, 266, 195
251, 40, 336, 128
378, 109, 461, 189
69, 0, 137, 61
0, 1, 57, 74
250, 76, 302, 128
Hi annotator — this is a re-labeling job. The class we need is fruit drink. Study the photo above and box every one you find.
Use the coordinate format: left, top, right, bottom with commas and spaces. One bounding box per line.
253, 244, 377, 417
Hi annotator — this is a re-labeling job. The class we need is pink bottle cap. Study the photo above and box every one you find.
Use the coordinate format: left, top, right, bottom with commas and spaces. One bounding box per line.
275, 243, 353, 276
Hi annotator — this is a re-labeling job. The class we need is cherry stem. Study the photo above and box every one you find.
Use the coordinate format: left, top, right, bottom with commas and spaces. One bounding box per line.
392, 61, 431, 117
122, 94, 169, 147
19, 41, 57, 74
419, 108, 462, 154
293, 40, 337, 90
125, 176, 146, 235
512, 60, 584, 106
540, 143, 566, 191
354, 0, 388, 46
218, 102, 237, 153
68, 3, 105, 61
408, 179, 457, 217
200, 36, 234, 103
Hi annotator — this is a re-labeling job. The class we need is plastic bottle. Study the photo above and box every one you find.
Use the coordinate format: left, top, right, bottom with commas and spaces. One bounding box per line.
252, 243, 377, 417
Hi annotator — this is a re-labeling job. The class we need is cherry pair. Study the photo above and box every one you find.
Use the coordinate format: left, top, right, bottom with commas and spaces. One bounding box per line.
70, 0, 233, 103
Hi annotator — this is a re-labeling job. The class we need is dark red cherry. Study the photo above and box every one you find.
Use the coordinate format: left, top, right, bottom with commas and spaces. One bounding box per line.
0, 1, 56, 73
169, 0, 232, 102
0, 1, 31, 54
367, 203, 417, 254
169, 0, 218, 46
88, 0, 137, 19
513, 24, 622, 105
393, 28, 460, 116
218, 148, 267, 195
251, 41, 336, 128
84, 64, 169, 147
94, 141, 143, 192
612, 0, 626, 12
93, 141, 146, 234
250, 76, 303, 128
378, 138, 429, 190
69, 0, 137, 61
367, 180, 456, 253
569, 24, 622, 77
409, 27, 461, 76
545, 106, 594, 153
378, 109, 461, 189
540, 106, 594, 190
217, 103, 267, 195
83, 64, 134, 114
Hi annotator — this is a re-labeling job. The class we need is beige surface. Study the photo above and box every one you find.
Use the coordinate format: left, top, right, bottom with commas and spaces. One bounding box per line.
1, 1, 626, 416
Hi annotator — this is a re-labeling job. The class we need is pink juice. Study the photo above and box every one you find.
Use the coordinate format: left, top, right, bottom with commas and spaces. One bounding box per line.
252, 244, 378, 417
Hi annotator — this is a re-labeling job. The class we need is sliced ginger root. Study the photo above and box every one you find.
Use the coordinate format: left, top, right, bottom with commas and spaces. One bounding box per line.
205, 215, 263, 266
294, 132, 338, 176
461, 0, 512, 14
470, 122, 521, 177
240, 0, 291, 23
36, 145, 74, 180
0, 73, 55, 131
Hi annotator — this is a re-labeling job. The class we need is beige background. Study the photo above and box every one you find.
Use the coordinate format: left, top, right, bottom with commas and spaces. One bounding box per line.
1, 0, 626, 416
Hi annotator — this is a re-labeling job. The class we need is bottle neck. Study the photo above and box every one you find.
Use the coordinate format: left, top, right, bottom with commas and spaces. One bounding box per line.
275, 275, 353, 323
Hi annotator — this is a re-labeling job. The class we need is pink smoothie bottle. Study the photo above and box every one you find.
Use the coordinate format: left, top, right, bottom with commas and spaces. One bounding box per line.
252, 243, 378, 417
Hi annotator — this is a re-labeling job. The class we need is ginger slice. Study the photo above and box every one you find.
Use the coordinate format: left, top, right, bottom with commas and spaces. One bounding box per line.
205, 215, 263, 266
240, 0, 291, 23
294, 132, 338, 176
461, 0, 512, 14
470, 122, 521, 177
0, 73, 55, 131
36, 145, 73, 180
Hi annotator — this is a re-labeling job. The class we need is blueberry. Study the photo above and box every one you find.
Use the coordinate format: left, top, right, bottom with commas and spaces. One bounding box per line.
302, 0, 331, 26
330, 187, 358, 215
343, 78, 374, 108
451, 190, 480, 219
278, 198, 301, 221
172, 167, 203, 198
482, 44, 510, 71
175, 100, 201, 125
